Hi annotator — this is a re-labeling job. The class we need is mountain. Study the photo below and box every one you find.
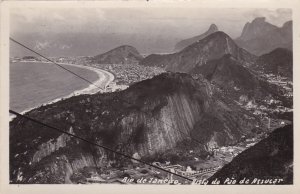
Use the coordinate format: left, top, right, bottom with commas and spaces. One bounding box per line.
254, 48, 293, 79
208, 124, 293, 184
235, 17, 292, 56
190, 54, 292, 109
10, 72, 259, 183
191, 54, 259, 94
174, 24, 218, 52
140, 31, 255, 72
238, 17, 278, 41
92, 45, 144, 65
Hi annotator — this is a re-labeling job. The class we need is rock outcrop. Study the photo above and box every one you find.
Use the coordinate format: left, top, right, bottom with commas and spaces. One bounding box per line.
10, 72, 259, 183
235, 18, 292, 56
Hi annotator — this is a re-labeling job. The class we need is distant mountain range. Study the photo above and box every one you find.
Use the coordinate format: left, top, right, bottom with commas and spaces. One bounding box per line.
92, 45, 144, 65
10, 17, 292, 58
174, 24, 218, 52
171, 18, 292, 57
235, 17, 292, 56
140, 31, 255, 72
209, 124, 293, 184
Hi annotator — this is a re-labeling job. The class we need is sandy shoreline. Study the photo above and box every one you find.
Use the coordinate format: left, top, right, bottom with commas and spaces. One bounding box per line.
10, 61, 114, 120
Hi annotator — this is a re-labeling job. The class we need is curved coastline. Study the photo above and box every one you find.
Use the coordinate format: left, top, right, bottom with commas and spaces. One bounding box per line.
10, 61, 114, 120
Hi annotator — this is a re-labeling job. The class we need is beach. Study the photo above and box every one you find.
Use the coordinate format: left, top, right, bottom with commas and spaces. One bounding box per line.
10, 61, 114, 119
54, 62, 115, 96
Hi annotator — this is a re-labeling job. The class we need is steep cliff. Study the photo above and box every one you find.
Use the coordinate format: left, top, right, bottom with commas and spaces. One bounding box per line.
238, 17, 278, 41
235, 18, 292, 56
10, 72, 259, 183
140, 31, 255, 72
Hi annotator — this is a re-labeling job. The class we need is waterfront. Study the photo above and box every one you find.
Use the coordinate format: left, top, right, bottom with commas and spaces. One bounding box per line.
10, 62, 113, 113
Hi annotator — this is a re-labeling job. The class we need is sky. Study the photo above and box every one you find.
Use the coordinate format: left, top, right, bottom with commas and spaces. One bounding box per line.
10, 6, 292, 56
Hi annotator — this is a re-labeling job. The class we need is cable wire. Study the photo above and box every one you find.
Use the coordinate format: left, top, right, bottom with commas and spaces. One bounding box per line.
9, 109, 193, 183
10, 37, 204, 145
10, 37, 103, 90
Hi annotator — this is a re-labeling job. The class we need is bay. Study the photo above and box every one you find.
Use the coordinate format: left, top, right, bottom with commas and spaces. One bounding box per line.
10, 62, 99, 113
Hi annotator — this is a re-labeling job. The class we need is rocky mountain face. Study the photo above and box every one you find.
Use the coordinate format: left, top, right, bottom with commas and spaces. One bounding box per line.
190, 54, 292, 109
140, 31, 255, 72
235, 17, 292, 56
10, 72, 259, 183
238, 17, 278, 41
191, 54, 260, 98
192, 54, 256, 88
174, 24, 218, 52
209, 124, 293, 184
254, 48, 293, 79
92, 45, 144, 65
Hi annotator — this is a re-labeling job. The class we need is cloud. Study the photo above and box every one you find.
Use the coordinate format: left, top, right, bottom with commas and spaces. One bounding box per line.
244, 8, 292, 27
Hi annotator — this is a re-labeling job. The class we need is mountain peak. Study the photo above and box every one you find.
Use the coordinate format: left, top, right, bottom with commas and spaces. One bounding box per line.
205, 31, 229, 39
235, 17, 292, 55
208, 24, 218, 32
238, 17, 277, 41
174, 24, 219, 51
252, 17, 266, 23
93, 45, 143, 64
282, 20, 292, 28
188, 31, 231, 45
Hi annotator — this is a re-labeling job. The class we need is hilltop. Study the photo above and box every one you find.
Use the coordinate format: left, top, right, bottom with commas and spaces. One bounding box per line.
92, 45, 144, 65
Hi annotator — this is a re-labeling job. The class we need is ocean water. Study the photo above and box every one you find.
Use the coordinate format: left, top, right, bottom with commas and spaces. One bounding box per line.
10, 62, 99, 113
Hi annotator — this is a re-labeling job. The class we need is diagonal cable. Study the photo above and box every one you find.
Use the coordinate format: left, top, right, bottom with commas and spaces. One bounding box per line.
10, 37, 103, 90
9, 109, 193, 183
10, 37, 203, 145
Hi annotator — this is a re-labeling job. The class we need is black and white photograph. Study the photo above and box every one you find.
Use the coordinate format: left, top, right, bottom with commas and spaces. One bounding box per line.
1, 0, 300, 193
